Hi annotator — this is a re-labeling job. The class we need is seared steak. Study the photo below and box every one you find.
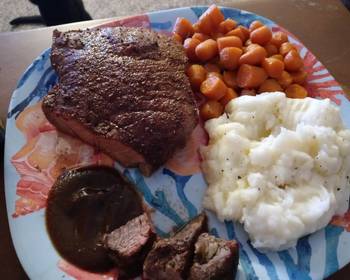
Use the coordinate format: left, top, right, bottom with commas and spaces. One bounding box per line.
143, 213, 207, 280
42, 27, 198, 175
189, 233, 239, 280
105, 213, 156, 278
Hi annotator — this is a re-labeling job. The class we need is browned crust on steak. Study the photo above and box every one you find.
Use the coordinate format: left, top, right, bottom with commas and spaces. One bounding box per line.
42, 27, 198, 175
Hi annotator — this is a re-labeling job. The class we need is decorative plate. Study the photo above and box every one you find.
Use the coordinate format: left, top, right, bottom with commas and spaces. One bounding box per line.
5, 6, 350, 280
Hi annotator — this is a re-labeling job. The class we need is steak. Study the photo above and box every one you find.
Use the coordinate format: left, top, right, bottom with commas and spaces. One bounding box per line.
143, 213, 207, 280
189, 233, 239, 280
105, 213, 156, 278
42, 27, 198, 175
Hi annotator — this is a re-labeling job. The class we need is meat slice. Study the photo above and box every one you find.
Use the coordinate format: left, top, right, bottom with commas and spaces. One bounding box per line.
42, 27, 198, 176
189, 233, 239, 280
143, 213, 207, 280
105, 213, 156, 278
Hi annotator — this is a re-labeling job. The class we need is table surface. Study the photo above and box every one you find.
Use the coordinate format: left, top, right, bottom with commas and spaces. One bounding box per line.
1, 0, 350, 279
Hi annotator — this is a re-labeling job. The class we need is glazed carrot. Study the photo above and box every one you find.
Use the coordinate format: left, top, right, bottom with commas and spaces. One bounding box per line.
245, 39, 253, 46
192, 23, 200, 33
211, 32, 225, 40
218, 19, 237, 33
250, 25, 272, 45
240, 89, 256, 96
262, 57, 284, 78
239, 44, 267, 65
192, 32, 210, 42
249, 20, 264, 32
265, 43, 278, 56
280, 42, 297, 56
207, 71, 223, 79
285, 84, 308, 98
200, 76, 228, 100
277, 71, 293, 88
237, 64, 268, 88
220, 47, 242, 70
220, 88, 238, 106
186, 64, 207, 89
172, 33, 183, 44
206, 4, 225, 27
217, 36, 243, 51
226, 27, 246, 42
270, 31, 289, 48
183, 38, 201, 61
270, 54, 284, 61
258, 79, 283, 93
196, 12, 214, 34
173, 17, 194, 39
284, 50, 303, 71
223, 71, 238, 88
200, 100, 224, 120
204, 63, 221, 73
195, 39, 218, 61
290, 69, 307, 85
239, 26, 250, 41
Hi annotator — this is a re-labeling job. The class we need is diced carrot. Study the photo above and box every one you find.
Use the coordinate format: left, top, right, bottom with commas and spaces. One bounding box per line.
262, 57, 284, 78
173, 17, 194, 39
186, 64, 207, 89
183, 38, 201, 61
218, 19, 237, 33
220, 88, 238, 106
195, 39, 218, 61
223, 71, 238, 88
258, 79, 283, 93
172, 33, 183, 44
220, 47, 242, 70
245, 39, 253, 46
200, 76, 228, 100
237, 64, 268, 88
200, 100, 224, 120
239, 44, 267, 65
285, 84, 308, 98
217, 36, 243, 51
250, 25, 272, 45
192, 32, 210, 42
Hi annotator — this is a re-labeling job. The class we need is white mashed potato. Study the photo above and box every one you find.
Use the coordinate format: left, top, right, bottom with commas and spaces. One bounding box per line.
201, 92, 350, 251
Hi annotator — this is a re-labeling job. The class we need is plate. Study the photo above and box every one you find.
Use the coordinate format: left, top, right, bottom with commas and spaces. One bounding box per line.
5, 6, 350, 280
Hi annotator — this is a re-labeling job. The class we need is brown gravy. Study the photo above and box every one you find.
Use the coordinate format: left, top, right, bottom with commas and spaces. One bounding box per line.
46, 166, 144, 272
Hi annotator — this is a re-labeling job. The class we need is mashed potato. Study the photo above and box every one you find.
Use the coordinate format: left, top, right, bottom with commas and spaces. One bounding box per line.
201, 92, 350, 251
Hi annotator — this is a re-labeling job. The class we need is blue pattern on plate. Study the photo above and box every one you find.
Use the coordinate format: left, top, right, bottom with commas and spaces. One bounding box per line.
324, 225, 343, 278
4, 6, 350, 280
163, 169, 198, 218
150, 21, 172, 31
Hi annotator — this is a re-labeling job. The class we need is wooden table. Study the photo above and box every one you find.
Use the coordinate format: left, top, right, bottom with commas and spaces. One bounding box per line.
0, 0, 349, 279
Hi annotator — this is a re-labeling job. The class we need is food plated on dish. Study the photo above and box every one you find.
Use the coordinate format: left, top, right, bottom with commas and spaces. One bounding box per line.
5, 5, 350, 280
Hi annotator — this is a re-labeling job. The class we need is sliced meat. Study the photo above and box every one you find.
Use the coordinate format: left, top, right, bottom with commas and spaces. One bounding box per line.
143, 213, 207, 280
42, 27, 198, 176
189, 233, 239, 280
105, 213, 156, 278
